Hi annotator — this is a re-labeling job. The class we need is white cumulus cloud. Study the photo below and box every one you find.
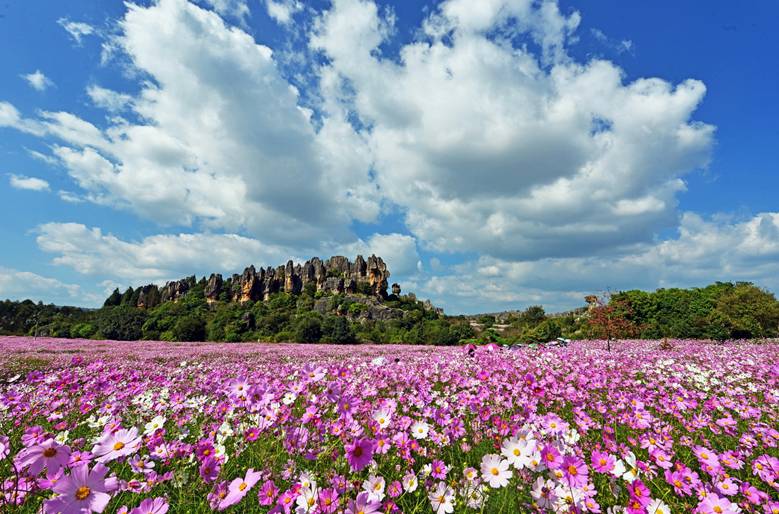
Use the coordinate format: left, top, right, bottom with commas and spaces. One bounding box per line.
9, 174, 50, 192
0, 267, 82, 305
57, 18, 95, 45
311, 0, 714, 261
21, 70, 54, 91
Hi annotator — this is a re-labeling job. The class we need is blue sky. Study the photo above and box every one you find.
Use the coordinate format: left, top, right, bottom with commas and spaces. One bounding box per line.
1, 0, 778, 314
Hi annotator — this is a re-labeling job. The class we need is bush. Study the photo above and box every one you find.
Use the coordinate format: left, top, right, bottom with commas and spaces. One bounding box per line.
173, 315, 206, 342
295, 315, 322, 343
95, 306, 147, 341
323, 316, 356, 344
70, 323, 97, 339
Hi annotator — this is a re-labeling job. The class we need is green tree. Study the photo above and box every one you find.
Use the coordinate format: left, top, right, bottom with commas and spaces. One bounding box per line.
173, 315, 206, 342
96, 306, 147, 341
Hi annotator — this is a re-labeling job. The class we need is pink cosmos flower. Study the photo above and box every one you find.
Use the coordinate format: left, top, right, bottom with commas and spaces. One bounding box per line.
387, 480, 402, 498
430, 459, 448, 480
69, 451, 93, 467
3, 476, 34, 505
91, 428, 141, 463
739, 481, 767, 504
217, 468, 262, 510
540, 444, 562, 470
16, 438, 71, 476
715, 477, 738, 496
129, 497, 169, 514
22, 426, 47, 447
665, 469, 693, 496
38, 468, 65, 490
591, 450, 615, 473
199, 456, 221, 483
561, 455, 588, 488
345, 438, 375, 472
628, 479, 651, 508
345, 491, 382, 514
696, 493, 741, 514
650, 449, 673, 469
0, 435, 9, 459
318, 487, 340, 514
753, 454, 779, 483
258, 479, 279, 506
43, 463, 112, 514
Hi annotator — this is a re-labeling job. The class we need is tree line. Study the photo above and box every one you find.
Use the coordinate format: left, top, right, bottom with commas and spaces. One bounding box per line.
1, 281, 777, 344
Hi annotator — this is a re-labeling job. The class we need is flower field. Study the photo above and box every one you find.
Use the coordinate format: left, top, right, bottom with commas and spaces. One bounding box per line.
0, 337, 778, 513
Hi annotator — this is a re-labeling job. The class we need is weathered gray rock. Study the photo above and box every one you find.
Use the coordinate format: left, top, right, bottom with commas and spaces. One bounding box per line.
205, 274, 223, 303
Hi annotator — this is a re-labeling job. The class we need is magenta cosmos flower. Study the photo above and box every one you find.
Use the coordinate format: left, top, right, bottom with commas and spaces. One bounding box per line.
345, 491, 382, 514
91, 428, 141, 463
318, 487, 340, 514
561, 455, 588, 488
217, 468, 263, 510
591, 450, 615, 473
0, 435, 10, 460
129, 497, 169, 514
43, 463, 112, 514
345, 438, 375, 472
258, 479, 279, 506
696, 493, 741, 514
16, 439, 71, 476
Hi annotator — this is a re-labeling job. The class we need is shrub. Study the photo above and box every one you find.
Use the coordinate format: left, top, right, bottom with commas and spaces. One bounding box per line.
173, 315, 206, 342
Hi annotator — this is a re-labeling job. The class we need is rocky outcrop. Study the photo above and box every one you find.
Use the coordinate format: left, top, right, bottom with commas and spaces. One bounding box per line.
160, 276, 196, 303
126, 255, 401, 309
229, 255, 391, 303
205, 274, 223, 304
136, 285, 161, 309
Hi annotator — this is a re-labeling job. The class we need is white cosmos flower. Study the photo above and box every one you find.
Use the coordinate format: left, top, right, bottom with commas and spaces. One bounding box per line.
402, 472, 418, 493
362, 475, 386, 502
411, 421, 429, 439
144, 415, 166, 435
480, 454, 512, 488
373, 410, 391, 429
530, 477, 557, 510
647, 498, 671, 514
500, 437, 533, 470
428, 482, 455, 514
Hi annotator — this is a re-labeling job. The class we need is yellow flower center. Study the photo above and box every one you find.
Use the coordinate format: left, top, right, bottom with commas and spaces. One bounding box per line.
239, 482, 247, 491
713, 507, 723, 514
113, 441, 125, 451
567, 464, 578, 476
513, 448, 520, 456
75, 486, 90, 500
491, 467, 499, 476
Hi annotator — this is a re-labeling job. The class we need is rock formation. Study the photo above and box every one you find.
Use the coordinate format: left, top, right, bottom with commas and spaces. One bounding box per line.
129, 255, 392, 308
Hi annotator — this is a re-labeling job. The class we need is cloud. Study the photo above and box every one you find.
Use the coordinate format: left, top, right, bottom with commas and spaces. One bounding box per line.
264, 0, 303, 25
35, 222, 418, 291
0, 267, 82, 305
0, 101, 45, 135
339, 233, 420, 277
86, 85, 132, 112
202, 0, 250, 21
57, 18, 95, 45
35, 222, 294, 284
3, 0, 379, 249
418, 211, 779, 313
21, 70, 54, 91
311, 0, 714, 261
8, 174, 50, 192
591, 28, 633, 55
